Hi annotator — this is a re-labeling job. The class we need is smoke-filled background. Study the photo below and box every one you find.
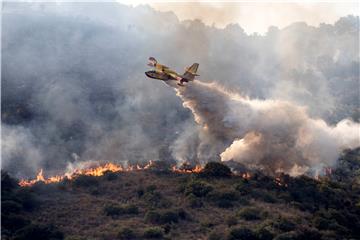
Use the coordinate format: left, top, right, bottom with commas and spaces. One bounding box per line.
171, 81, 359, 176
2, 2, 359, 177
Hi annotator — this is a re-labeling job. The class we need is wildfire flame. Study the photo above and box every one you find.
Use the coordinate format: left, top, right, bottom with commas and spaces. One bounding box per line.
18, 161, 204, 187
19, 159, 258, 188
274, 176, 288, 187
172, 165, 203, 173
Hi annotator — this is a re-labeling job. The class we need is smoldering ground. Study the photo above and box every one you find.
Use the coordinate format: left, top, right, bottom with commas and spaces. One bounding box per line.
170, 81, 360, 176
1, 2, 359, 177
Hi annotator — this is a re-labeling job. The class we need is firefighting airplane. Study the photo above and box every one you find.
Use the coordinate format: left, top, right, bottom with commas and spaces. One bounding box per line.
145, 57, 199, 86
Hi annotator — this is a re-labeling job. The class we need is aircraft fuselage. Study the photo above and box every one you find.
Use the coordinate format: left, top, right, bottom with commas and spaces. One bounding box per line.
145, 70, 173, 81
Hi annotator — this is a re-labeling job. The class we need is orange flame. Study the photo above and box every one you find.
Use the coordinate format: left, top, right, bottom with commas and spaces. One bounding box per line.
18, 161, 205, 187
274, 177, 288, 187
172, 165, 203, 173
241, 172, 251, 180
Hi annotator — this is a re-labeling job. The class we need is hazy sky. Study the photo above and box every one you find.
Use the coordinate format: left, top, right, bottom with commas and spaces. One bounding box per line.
119, 1, 359, 34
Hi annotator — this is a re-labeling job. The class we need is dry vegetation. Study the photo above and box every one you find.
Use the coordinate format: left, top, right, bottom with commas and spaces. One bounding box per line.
2, 149, 360, 240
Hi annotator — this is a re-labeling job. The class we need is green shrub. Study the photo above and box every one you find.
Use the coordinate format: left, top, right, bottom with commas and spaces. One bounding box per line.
143, 191, 172, 208
103, 204, 139, 217
118, 227, 136, 240
185, 180, 213, 197
143, 227, 163, 238
227, 227, 257, 240
235, 183, 252, 196
209, 190, 238, 202
297, 227, 322, 240
255, 228, 274, 240
250, 190, 277, 203
237, 207, 263, 221
13, 224, 64, 240
209, 190, 238, 208
272, 218, 296, 232
159, 211, 179, 224
145, 210, 161, 224
200, 162, 232, 178
312, 216, 334, 230
124, 205, 139, 214
145, 209, 185, 225
187, 194, 203, 208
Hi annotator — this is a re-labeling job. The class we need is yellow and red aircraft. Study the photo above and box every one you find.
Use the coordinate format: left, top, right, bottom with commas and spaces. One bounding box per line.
145, 57, 199, 86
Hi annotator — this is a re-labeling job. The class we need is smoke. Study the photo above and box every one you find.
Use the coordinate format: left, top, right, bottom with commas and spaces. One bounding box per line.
170, 81, 360, 176
1, 2, 359, 177
2, 125, 44, 176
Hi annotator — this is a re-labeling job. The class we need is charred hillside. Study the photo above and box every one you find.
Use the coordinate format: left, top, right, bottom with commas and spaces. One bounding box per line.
2, 149, 360, 240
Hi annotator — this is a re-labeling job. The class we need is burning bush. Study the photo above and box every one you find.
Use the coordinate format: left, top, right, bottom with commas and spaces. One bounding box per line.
145, 160, 172, 172
200, 162, 232, 178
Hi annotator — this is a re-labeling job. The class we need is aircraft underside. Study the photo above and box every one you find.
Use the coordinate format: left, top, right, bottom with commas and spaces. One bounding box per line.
145, 70, 172, 81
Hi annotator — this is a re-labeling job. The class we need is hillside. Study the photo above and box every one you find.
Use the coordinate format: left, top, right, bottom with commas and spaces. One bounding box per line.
2, 149, 360, 240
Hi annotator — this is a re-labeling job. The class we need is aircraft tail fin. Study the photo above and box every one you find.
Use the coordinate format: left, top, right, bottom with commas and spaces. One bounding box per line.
182, 63, 199, 81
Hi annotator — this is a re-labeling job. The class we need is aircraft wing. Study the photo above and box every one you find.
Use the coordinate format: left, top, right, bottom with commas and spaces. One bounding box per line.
181, 63, 199, 81
155, 63, 169, 73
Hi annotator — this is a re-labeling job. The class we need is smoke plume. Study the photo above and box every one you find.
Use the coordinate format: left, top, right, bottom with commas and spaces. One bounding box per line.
1, 2, 358, 177
170, 81, 360, 176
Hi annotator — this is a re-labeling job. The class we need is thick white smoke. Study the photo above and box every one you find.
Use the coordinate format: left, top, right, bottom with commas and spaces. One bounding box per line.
169, 80, 360, 176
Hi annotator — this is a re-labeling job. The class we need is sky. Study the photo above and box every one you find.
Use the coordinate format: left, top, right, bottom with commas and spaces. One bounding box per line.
118, 1, 359, 34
